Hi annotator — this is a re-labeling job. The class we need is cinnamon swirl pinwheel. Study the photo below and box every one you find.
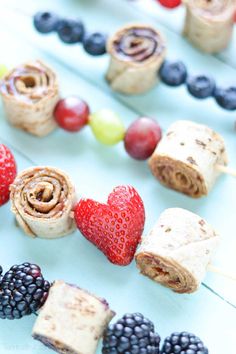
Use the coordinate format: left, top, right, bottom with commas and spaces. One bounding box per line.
135, 208, 219, 294
183, 0, 235, 53
10, 167, 76, 239
149, 120, 227, 198
106, 24, 166, 94
0, 60, 59, 136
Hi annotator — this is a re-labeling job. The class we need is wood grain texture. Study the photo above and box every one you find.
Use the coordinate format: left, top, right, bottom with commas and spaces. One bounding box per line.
0, 1, 235, 353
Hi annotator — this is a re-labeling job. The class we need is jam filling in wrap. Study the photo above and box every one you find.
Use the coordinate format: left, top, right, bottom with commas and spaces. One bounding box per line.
0, 60, 59, 136
113, 27, 162, 62
10, 166, 76, 239
106, 24, 166, 94
135, 208, 220, 294
149, 120, 227, 198
183, 0, 235, 53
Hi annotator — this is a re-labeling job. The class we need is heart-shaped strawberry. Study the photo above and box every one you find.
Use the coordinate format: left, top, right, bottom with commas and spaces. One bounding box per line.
74, 185, 145, 266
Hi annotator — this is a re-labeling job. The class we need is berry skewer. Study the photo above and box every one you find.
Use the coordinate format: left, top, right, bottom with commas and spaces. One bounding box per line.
0, 267, 210, 354
1, 63, 236, 200
32, 13, 236, 112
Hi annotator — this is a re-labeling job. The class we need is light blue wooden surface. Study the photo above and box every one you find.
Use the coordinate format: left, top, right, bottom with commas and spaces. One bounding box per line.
0, 0, 236, 353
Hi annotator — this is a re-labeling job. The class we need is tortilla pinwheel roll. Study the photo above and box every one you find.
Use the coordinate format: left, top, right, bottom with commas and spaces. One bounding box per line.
32, 280, 115, 354
106, 24, 166, 94
0, 60, 59, 136
135, 208, 219, 294
183, 0, 235, 53
10, 167, 76, 239
149, 120, 227, 198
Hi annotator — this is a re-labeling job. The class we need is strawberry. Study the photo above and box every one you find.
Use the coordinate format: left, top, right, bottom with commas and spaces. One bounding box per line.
74, 185, 145, 266
0, 144, 17, 206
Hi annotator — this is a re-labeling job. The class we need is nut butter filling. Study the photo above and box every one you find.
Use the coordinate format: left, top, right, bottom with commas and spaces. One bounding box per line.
136, 253, 197, 294
10, 167, 76, 238
149, 156, 207, 198
0, 60, 57, 104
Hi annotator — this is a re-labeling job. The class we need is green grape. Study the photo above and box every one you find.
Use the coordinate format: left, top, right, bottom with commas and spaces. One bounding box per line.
0, 64, 8, 79
89, 109, 125, 145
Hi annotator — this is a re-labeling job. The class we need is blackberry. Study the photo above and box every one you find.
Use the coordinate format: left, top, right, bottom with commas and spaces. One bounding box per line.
0, 266, 2, 283
161, 331, 208, 354
0, 263, 50, 320
102, 312, 161, 354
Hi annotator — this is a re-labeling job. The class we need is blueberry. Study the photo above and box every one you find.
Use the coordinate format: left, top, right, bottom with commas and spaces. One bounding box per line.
83, 32, 107, 56
159, 60, 187, 86
214, 86, 236, 110
187, 75, 215, 99
57, 19, 85, 44
33, 11, 59, 34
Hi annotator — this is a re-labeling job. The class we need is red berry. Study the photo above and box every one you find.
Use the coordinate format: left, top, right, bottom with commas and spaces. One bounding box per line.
234, 11, 236, 22
74, 185, 145, 266
54, 96, 90, 132
0, 144, 17, 206
124, 117, 162, 160
157, 0, 181, 9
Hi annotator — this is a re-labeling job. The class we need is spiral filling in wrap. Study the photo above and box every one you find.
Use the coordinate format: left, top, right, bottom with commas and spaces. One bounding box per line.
113, 28, 162, 62
151, 157, 206, 198
149, 120, 227, 198
106, 24, 166, 94
183, 0, 235, 53
135, 208, 219, 293
10, 167, 76, 239
0, 60, 59, 136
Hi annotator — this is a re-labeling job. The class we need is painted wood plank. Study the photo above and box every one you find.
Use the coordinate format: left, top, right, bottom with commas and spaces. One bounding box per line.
0, 142, 235, 354
0, 26, 235, 303
0, 1, 235, 354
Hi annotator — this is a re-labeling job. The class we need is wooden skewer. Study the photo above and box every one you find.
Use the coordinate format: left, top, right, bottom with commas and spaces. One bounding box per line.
207, 264, 236, 282
216, 164, 236, 178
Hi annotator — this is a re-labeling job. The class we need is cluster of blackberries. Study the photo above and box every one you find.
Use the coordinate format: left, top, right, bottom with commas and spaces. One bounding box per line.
160, 60, 236, 111
102, 313, 208, 354
33, 11, 107, 56
0, 263, 50, 320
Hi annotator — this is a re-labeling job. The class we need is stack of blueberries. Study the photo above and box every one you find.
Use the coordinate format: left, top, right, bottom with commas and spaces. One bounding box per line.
33, 11, 107, 56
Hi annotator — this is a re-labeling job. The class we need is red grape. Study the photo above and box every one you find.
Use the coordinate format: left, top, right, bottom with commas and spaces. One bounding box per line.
54, 96, 90, 132
157, 0, 181, 9
124, 117, 162, 160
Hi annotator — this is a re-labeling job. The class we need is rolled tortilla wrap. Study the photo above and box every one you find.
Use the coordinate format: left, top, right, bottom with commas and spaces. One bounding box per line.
135, 208, 220, 293
149, 120, 227, 198
10, 166, 76, 239
32, 280, 115, 354
106, 24, 166, 94
183, 0, 235, 53
0, 60, 59, 136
